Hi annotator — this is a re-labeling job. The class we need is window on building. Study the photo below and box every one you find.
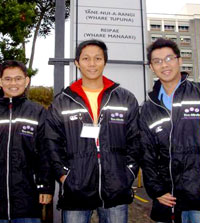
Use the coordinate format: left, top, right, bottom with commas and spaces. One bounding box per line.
164, 25, 175, 31
180, 36, 191, 45
181, 65, 193, 73
181, 50, 192, 59
178, 25, 189, 32
165, 35, 177, 42
150, 24, 161, 31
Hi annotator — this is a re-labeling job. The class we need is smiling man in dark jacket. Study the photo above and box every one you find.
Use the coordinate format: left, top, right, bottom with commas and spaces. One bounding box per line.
45, 39, 140, 223
0, 60, 53, 223
140, 38, 200, 223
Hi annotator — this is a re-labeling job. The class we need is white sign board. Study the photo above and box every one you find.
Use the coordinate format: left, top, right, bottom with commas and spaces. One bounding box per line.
70, 0, 147, 104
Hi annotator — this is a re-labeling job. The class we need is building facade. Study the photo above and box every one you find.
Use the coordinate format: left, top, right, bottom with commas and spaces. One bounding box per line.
147, 4, 200, 83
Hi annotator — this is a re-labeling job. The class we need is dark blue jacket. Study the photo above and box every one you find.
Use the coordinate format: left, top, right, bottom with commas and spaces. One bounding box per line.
45, 76, 140, 210
0, 92, 54, 220
140, 73, 200, 222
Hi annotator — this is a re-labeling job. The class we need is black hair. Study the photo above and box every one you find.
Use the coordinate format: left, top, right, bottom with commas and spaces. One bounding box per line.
147, 38, 180, 65
0, 60, 28, 78
75, 39, 108, 64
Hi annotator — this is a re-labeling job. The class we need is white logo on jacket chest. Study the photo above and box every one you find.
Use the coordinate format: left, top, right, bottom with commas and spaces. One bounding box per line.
110, 112, 124, 123
69, 114, 78, 121
183, 107, 200, 119
20, 125, 35, 136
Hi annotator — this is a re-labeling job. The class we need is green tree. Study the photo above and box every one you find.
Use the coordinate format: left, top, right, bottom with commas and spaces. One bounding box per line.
28, 0, 70, 69
0, 0, 36, 66
0, 0, 70, 76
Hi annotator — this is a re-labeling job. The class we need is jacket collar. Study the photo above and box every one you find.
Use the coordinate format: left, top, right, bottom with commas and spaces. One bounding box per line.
69, 76, 115, 95
148, 72, 188, 103
63, 76, 117, 120
0, 91, 27, 105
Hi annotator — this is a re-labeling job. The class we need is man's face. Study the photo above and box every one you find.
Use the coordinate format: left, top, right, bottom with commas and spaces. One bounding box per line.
75, 45, 105, 83
150, 47, 182, 85
0, 67, 30, 98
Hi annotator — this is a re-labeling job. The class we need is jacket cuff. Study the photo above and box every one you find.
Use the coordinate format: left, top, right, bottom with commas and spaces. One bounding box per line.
37, 183, 55, 194
57, 166, 69, 181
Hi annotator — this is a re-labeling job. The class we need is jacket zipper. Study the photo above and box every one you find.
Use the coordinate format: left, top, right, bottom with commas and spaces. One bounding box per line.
63, 92, 104, 202
98, 86, 119, 119
7, 98, 12, 221
97, 86, 119, 208
169, 77, 187, 220
63, 87, 118, 208
61, 169, 71, 196
148, 96, 175, 217
127, 165, 136, 179
95, 138, 104, 206
148, 77, 187, 222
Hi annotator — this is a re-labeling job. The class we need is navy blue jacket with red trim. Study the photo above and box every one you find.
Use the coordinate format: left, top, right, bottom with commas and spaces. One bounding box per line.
45, 76, 140, 210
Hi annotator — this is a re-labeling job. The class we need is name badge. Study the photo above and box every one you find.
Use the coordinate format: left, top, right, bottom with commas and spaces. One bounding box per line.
80, 123, 100, 139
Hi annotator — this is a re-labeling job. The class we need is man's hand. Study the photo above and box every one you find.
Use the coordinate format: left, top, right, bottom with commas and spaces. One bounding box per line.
60, 175, 67, 183
39, 194, 53, 205
157, 193, 176, 207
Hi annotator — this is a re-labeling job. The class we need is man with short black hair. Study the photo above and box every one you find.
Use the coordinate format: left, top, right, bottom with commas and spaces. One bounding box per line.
0, 60, 53, 223
45, 39, 140, 223
140, 38, 200, 223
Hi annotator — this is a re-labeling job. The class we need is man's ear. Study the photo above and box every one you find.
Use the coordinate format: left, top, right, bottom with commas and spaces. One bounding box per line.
178, 57, 182, 66
149, 64, 154, 73
25, 76, 30, 88
75, 60, 80, 69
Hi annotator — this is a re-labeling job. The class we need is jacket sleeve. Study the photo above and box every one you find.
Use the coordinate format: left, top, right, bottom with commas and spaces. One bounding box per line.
44, 99, 69, 182
139, 106, 169, 199
125, 92, 140, 181
35, 106, 55, 194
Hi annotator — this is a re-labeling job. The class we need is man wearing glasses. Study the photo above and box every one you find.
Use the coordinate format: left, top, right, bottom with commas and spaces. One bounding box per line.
0, 60, 53, 223
139, 38, 200, 223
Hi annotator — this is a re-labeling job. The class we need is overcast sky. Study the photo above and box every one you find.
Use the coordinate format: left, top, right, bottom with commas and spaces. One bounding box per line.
146, 0, 199, 14
28, 0, 200, 87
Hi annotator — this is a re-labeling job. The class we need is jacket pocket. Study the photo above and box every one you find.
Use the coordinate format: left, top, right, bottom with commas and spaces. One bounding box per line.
126, 165, 135, 187
61, 169, 71, 196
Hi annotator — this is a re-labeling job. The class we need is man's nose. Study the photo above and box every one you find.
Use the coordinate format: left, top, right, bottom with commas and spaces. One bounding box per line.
161, 59, 169, 67
10, 78, 17, 83
89, 59, 95, 65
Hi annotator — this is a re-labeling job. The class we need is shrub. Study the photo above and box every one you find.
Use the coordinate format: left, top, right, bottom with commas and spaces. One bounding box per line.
28, 86, 53, 109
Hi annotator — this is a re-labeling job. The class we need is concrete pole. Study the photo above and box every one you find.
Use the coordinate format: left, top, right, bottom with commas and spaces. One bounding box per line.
53, 2, 65, 222
54, 0, 65, 95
